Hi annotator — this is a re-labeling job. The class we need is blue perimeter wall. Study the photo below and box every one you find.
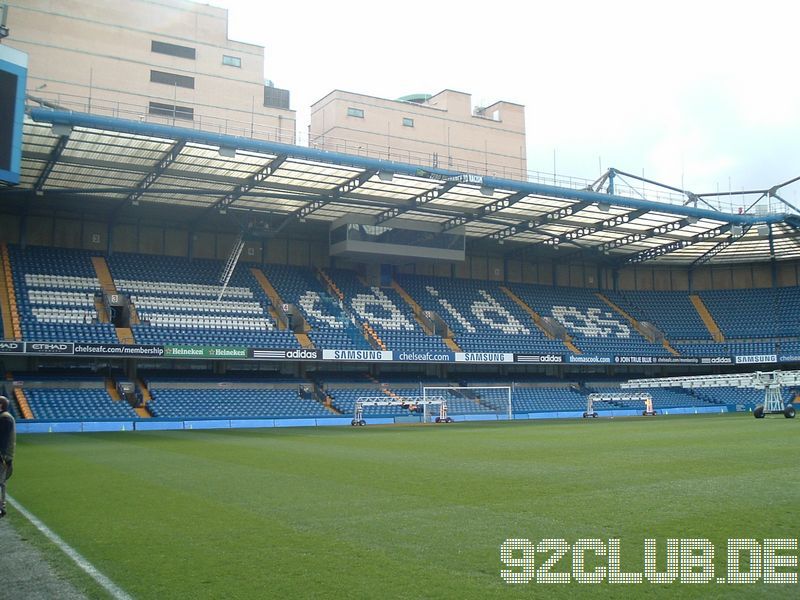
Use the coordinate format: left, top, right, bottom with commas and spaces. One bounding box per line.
17, 406, 729, 434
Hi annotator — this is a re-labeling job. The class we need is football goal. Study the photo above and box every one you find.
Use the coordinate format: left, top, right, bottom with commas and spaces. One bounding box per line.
422, 385, 513, 421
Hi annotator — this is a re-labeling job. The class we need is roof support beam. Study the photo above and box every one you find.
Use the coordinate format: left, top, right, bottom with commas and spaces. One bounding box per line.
273, 169, 377, 234
482, 199, 595, 242
374, 181, 458, 225
690, 224, 751, 267
624, 224, 733, 265
441, 191, 529, 232
566, 216, 696, 261
539, 208, 651, 248
33, 134, 70, 192
191, 154, 288, 226
216, 154, 288, 215
113, 140, 186, 217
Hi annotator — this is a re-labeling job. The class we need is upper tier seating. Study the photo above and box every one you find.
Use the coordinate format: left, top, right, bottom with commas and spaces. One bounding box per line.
604, 290, 711, 340
25, 387, 138, 420
8, 244, 117, 342
326, 269, 451, 353
775, 287, 800, 337
689, 286, 800, 341
396, 274, 565, 354
507, 282, 669, 357
260, 264, 371, 350
697, 289, 778, 339
106, 253, 298, 348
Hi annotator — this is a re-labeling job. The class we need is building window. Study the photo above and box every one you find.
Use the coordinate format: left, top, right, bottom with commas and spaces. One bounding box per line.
150, 70, 195, 89
264, 85, 290, 110
222, 55, 241, 68
148, 101, 194, 121
151, 40, 196, 60
402, 117, 414, 127
347, 107, 364, 118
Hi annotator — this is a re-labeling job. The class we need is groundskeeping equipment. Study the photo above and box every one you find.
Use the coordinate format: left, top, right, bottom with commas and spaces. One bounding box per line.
352, 396, 451, 426
621, 370, 797, 419
583, 392, 655, 418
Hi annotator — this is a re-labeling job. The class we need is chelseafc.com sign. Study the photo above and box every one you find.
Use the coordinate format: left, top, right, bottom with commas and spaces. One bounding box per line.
501, 538, 798, 585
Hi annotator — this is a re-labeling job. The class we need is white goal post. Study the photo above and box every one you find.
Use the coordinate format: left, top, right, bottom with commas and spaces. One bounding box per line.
422, 385, 513, 420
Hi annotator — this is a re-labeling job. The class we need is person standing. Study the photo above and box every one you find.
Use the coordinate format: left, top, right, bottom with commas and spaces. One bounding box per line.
0, 395, 16, 519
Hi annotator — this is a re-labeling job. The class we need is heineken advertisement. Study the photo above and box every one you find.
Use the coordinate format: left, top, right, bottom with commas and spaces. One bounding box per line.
163, 346, 248, 358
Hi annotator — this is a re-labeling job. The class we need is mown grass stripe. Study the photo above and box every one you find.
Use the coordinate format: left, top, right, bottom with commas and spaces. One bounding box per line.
8, 495, 134, 600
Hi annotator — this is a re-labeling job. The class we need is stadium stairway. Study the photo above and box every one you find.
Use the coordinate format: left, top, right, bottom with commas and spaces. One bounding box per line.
0, 243, 21, 340
90, 256, 117, 294
391, 280, 435, 335
93, 295, 110, 323
444, 337, 462, 351
251, 267, 317, 348
317, 268, 344, 301
501, 285, 581, 354
322, 391, 341, 414
136, 378, 153, 403
105, 378, 122, 401
13, 388, 34, 419
0, 260, 15, 339
690, 295, 725, 342
362, 322, 387, 350
106, 378, 150, 417
116, 327, 135, 344
295, 332, 314, 348
91, 256, 138, 341
90, 257, 114, 324
596, 292, 680, 356
250, 268, 287, 330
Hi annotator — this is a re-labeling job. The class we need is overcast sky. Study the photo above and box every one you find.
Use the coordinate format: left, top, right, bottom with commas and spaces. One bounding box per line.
211, 0, 799, 211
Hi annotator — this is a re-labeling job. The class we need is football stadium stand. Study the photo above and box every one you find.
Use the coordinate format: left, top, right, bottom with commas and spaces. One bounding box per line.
24, 386, 138, 420
326, 269, 451, 353
506, 282, 670, 357
395, 274, 565, 354
259, 264, 372, 350
106, 252, 299, 348
604, 290, 711, 341
7, 245, 117, 343
147, 383, 332, 419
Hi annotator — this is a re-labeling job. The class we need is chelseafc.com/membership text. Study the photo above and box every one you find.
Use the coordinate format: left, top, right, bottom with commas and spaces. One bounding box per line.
500, 538, 798, 584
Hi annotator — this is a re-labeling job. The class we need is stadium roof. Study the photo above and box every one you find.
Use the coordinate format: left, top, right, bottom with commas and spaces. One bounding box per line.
6, 108, 800, 267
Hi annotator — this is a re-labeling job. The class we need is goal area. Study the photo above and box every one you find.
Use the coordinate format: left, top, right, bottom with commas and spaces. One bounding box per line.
422, 385, 512, 421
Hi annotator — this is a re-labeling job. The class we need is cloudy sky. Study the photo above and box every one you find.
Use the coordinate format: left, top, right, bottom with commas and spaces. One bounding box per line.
212, 0, 799, 211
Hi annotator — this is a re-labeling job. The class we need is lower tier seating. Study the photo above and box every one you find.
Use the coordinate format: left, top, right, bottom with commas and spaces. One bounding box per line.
147, 388, 331, 418
25, 388, 138, 420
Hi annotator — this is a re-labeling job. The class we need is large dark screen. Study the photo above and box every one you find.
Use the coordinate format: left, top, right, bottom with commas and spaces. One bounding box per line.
0, 68, 17, 172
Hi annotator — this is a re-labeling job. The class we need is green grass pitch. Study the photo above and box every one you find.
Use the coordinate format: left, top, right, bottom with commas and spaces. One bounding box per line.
8, 414, 800, 599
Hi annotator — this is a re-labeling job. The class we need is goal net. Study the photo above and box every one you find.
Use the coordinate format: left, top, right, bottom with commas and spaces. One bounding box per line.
422, 386, 513, 421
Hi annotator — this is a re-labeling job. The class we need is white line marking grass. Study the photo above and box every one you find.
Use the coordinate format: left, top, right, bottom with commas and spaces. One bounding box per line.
8, 495, 134, 600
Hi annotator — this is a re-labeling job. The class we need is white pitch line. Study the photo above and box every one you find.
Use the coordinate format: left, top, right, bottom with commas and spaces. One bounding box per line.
8, 495, 134, 600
